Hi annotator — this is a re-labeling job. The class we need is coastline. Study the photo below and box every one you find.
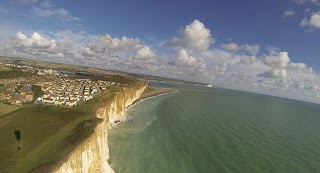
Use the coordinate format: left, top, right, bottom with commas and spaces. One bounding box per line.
110, 87, 178, 126
129, 88, 178, 107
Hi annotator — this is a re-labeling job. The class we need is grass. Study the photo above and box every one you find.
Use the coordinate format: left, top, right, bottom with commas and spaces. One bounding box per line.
0, 66, 11, 72
0, 103, 22, 117
0, 79, 145, 173
0, 67, 32, 79
142, 87, 157, 94
0, 84, 4, 92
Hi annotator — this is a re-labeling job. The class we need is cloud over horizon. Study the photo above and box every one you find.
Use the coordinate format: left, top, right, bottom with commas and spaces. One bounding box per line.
0, 19, 320, 104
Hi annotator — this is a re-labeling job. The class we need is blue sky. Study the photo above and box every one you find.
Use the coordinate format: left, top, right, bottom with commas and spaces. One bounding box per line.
1, 0, 320, 66
1, 0, 320, 103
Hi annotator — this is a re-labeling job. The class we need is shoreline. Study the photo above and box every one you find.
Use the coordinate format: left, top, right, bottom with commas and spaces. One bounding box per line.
128, 89, 178, 108
110, 88, 178, 126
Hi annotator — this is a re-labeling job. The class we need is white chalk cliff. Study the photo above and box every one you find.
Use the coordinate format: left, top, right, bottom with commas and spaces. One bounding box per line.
52, 85, 147, 173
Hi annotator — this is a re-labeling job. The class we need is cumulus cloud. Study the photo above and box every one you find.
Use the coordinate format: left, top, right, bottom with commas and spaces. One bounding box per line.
16, 32, 27, 40
14, 32, 53, 48
283, 9, 295, 17
81, 34, 142, 57
266, 45, 281, 55
172, 49, 206, 68
221, 43, 240, 51
108, 36, 140, 52
259, 69, 288, 78
134, 46, 156, 59
239, 56, 257, 65
263, 51, 290, 69
1, 25, 320, 104
1, 32, 71, 60
222, 42, 260, 55
301, 12, 320, 29
165, 20, 214, 52
212, 63, 228, 74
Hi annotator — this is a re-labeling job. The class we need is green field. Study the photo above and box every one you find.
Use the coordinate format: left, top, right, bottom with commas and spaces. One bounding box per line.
0, 103, 22, 117
0, 67, 32, 79
0, 66, 12, 72
0, 80, 145, 173
0, 84, 4, 92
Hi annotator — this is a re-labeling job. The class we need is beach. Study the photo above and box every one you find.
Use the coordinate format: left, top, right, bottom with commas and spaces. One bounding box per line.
130, 87, 178, 106
110, 87, 178, 125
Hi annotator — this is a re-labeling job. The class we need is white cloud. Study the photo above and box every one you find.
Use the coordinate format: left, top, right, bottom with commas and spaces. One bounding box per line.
239, 56, 257, 65
1, 27, 320, 104
81, 34, 142, 57
165, 20, 214, 52
292, 0, 319, 4
222, 42, 260, 55
266, 45, 281, 55
212, 63, 228, 74
172, 49, 206, 68
221, 43, 240, 51
288, 62, 307, 70
134, 46, 156, 59
16, 0, 38, 5
305, 8, 311, 13
241, 44, 260, 55
16, 32, 27, 40
301, 12, 320, 29
31, 7, 80, 21
283, 9, 295, 17
263, 51, 290, 69
14, 32, 53, 48
31, 1, 80, 22
259, 69, 288, 78
108, 36, 140, 52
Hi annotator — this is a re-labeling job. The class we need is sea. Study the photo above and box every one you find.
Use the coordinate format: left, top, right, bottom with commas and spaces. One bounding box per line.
109, 82, 320, 173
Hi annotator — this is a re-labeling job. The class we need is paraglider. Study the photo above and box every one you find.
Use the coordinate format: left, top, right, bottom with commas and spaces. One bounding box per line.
101, 35, 112, 51
134, 65, 142, 69
101, 35, 112, 43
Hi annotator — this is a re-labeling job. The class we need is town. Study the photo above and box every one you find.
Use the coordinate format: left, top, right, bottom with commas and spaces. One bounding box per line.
37, 78, 116, 107
0, 60, 122, 107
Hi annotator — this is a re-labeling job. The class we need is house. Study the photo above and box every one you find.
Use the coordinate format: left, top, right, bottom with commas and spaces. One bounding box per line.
65, 100, 77, 107
83, 94, 93, 101
25, 93, 34, 101
43, 98, 54, 104
43, 93, 50, 98
37, 97, 43, 102
69, 95, 77, 100
9, 97, 22, 105
55, 99, 65, 105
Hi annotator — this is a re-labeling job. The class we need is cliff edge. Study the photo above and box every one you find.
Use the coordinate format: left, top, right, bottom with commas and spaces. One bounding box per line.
52, 84, 147, 173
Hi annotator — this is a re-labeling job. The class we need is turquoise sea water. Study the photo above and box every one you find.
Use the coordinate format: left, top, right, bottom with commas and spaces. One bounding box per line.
109, 86, 320, 173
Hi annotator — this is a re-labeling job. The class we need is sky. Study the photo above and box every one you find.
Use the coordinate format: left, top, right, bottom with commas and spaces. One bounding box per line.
0, 0, 320, 103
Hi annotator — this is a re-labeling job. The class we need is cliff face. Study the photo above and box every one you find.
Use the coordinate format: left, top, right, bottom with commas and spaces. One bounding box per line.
52, 85, 147, 173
